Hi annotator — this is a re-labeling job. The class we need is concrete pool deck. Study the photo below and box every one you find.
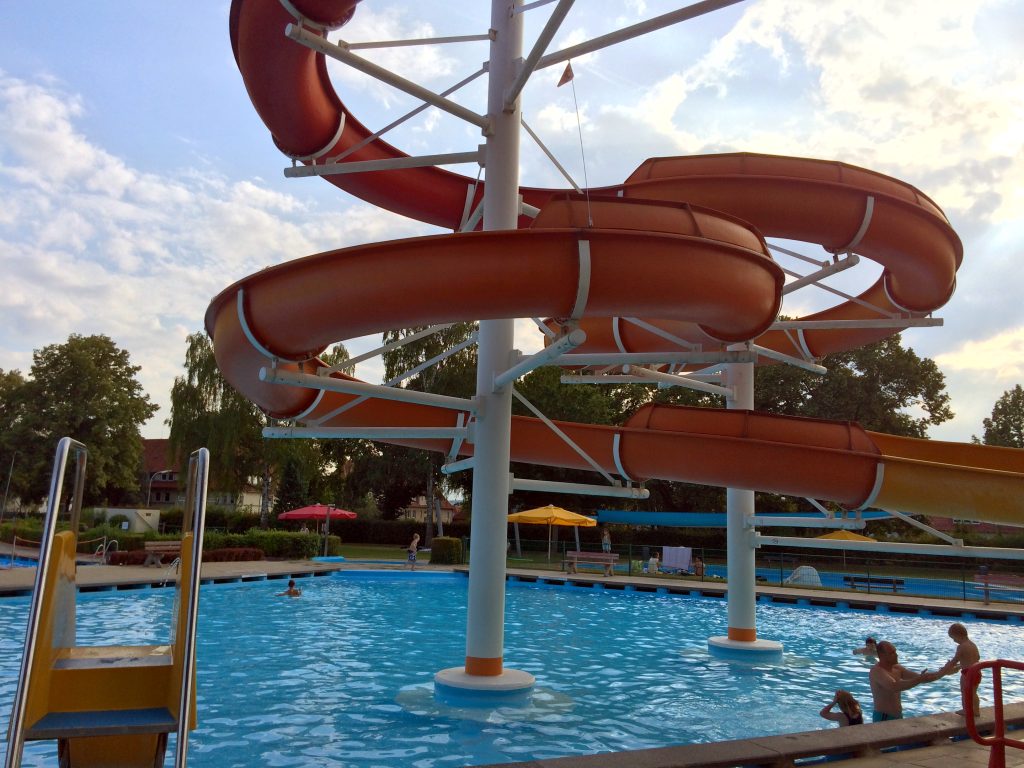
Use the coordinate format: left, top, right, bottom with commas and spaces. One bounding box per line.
1, 557, 1021, 767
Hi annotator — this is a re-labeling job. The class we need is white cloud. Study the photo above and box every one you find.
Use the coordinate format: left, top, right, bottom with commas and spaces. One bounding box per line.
0, 72, 426, 436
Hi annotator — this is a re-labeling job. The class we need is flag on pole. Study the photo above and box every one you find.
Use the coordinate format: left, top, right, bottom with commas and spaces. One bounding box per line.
557, 62, 574, 87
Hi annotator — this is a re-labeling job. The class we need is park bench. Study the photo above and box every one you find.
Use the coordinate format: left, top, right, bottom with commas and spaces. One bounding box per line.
842, 575, 905, 592
142, 541, 181, 567
565, 550, 619, 575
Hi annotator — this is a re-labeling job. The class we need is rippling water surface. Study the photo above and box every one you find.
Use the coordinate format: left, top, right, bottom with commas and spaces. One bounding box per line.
1, 571, 1022, 767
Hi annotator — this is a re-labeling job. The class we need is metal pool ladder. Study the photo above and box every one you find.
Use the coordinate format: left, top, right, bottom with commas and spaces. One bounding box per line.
4, 438, 210, 768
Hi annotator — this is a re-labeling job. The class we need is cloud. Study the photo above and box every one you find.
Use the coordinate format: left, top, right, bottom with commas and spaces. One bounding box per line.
0, 72, 426, 436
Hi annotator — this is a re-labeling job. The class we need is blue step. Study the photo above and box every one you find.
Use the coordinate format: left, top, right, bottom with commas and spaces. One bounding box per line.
25, 707, 176, 740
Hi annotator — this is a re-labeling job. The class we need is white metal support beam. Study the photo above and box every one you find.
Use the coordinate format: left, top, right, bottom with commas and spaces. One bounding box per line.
285, 150, 482, 178
535, 0, 748, 70
326, 323, 457, 372
264, 426, 467, 440
556, 350, 756, 367
346, 33, 492, 50
504, 0, 576, 109
623, 364, 734, 398
286, 24, 490, 130
782, 254, 860, 295
510, 475, 649, 499
751, 344, 827, 374
884, 508, 963, 546
260, 367, 475, 413
493, 329, 585, 390
512, 387, 618, 486
750, 517, 866, 529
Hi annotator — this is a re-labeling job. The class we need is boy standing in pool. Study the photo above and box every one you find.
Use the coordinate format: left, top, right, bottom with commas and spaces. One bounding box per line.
869, 640, 945, 721
943, 622, 981, 716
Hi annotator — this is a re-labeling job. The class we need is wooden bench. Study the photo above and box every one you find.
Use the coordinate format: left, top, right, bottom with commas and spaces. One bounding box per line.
843, 575, 905, 592
565, 551, 619, 575
142, 541, 181, 567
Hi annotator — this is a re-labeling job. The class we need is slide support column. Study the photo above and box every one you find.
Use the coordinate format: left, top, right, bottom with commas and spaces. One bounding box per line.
435, 0, 535, 703
708, 356, 783, 661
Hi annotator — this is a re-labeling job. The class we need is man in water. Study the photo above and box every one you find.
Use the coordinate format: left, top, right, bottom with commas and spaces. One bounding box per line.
277, 579, 302, 597
869, 640, 945, 721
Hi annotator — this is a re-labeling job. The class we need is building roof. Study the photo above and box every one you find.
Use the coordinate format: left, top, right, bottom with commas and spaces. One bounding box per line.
142, 439, 180, 475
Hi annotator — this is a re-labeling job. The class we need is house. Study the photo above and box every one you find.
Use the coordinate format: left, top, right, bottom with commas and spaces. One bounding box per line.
141, 439, 264, 513
142, 439, 181, 507
399, 495, 460, 526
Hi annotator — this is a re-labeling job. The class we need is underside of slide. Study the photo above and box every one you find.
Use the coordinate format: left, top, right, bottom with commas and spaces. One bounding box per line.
210, 0, 1024, 525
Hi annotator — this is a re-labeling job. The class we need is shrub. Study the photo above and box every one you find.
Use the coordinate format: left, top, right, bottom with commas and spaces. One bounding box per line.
428, 536, 463, 565
204, 547, 264, 562
107, 514, 130, 529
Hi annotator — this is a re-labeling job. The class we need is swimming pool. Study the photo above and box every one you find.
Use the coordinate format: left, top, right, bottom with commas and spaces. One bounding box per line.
0, 555, 37, 569
1, 571, 1022, 767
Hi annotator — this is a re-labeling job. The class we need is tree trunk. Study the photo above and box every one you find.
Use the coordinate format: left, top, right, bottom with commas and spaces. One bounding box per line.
260, 462, 272, 529
424, 465, 434, 547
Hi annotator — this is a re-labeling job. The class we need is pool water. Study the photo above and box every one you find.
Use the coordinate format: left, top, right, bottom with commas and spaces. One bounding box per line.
1, 571, 1022, 767
0, 556, 38, 569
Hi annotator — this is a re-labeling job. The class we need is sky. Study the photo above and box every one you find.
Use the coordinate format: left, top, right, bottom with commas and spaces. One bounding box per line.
1, 0, 1022, 445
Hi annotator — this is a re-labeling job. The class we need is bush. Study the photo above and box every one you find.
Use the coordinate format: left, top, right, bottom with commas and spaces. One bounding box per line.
107, 514, 130, 529
204, 547, 264, 562
428, 536, 463, 565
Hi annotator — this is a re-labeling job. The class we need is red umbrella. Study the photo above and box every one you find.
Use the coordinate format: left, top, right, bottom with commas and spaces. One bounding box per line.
278, 504, 357, 521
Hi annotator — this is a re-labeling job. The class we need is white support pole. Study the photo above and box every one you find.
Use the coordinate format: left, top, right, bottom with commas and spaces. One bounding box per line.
622, 364, 733, 398
285, 150, 482, 178
435, 0, 534, 700
260, 367, 475, 413
510, 476, 649, 499
493, 329, 585, 390
709, 350, 782, 659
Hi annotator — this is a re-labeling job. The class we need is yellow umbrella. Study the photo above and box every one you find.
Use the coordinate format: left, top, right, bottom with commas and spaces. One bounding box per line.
507, 505, 597, 559
815, 529, 876, 542
815, 529, 875, 567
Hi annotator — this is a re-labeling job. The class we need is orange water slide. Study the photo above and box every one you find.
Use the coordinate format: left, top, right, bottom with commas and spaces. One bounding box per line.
211, 0, 1024, 525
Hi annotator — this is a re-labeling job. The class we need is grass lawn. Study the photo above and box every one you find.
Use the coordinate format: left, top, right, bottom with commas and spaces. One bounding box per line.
336, 543, 407, 561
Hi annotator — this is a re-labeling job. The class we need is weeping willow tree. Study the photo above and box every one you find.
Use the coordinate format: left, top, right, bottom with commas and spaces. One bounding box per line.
167, 332, 272, 524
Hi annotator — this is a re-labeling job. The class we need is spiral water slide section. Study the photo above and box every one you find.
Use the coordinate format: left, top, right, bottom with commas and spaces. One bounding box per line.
212, 0, 1024, 525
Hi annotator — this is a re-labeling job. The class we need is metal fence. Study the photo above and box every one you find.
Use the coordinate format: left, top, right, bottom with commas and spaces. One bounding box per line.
501, 538, 1024, 606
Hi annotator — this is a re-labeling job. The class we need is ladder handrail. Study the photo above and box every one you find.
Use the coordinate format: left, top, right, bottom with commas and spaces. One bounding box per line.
963, 659, 1024, 768
174, 447, 209, 768
4, 437, 87, 768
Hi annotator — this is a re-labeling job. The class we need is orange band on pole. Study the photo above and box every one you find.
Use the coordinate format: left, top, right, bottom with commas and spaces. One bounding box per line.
465, 656, 503, 676
728, 627, 757, 642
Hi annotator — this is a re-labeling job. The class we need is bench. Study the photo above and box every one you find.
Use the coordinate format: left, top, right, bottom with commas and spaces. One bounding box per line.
565, 551, 619, 576
842, 575, 905, 592
142, 541, 181, 567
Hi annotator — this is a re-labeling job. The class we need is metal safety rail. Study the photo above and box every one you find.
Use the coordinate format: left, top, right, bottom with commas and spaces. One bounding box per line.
964, 659, 1024, 768
4, 441, 209, 768
175, 447, 209, 768
5, 437, 88, 768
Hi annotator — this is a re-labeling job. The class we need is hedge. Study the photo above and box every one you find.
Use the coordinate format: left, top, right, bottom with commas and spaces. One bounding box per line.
428, 536, 463, 565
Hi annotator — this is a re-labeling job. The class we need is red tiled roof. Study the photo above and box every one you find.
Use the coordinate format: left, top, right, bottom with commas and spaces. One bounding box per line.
142, 439, 180, 474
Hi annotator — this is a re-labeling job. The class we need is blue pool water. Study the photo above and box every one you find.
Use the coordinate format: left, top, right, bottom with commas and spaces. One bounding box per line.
1, 571, 1023, 767
0, 555, 37, 569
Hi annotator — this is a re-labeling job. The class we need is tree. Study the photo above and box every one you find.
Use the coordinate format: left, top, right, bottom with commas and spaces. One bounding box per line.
168, 332, 284, 526
12, 335, 156, 505
272, 458, 309, 514
754, 335, 952, 437
979, 385, 1024, 447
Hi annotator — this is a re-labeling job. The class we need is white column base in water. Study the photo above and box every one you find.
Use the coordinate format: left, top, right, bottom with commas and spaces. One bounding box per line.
434, 667, 536, 707
707, 636, 784, 661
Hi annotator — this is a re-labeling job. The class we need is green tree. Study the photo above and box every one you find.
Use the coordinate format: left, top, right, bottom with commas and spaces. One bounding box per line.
12, 335, 157, 505
755, 335, 952, 437
272, 457, 309, 514
978, 384, 1024, 447
168, 332, 275, 526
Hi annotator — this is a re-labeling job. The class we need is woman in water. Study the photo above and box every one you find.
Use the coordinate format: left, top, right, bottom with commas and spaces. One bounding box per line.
819, 689, 864, 726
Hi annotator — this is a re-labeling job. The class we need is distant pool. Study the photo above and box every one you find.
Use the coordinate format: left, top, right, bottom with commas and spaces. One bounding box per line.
0, 555, 37, 569
1, 571, 1022, 767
